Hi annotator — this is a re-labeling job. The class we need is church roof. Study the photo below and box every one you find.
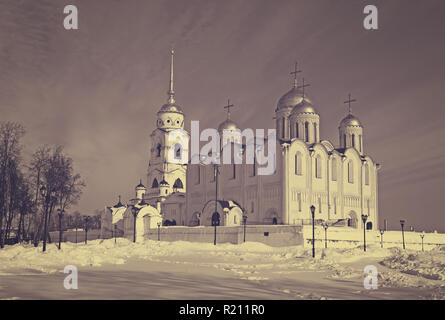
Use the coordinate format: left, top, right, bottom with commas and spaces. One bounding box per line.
276, 86, 314, 111
218, 118, 239, 132
158, 102, 183, 114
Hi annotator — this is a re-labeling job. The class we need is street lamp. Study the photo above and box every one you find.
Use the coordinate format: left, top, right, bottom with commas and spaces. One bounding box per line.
157, 222, 161, 241
57, 208, 65, 250
380, 229, 385, 248
243, 213, 248, 243
212, 211, 220, 246
322, 221, 329, 249
361, 214, 368, 252
310, 205, 315, 258
420, 231, 425, 252
400, 219, 406, 249
84, 216, 90, 244
131, 206, 139, 243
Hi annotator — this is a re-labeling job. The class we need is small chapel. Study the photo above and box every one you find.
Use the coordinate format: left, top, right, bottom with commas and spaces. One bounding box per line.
101, 50, 380, 239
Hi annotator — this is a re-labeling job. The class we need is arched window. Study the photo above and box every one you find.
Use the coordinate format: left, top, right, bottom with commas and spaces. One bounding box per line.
156, 143, 161, 157
359, 135, 362, 152
365, 163, 369, 185
352, 134, 356, 149
315, 155, 322, 178
174, 143, 182, 160
314, 123, 317, 142
173, 178, 183, 189
152, 178, 159, 188
295, 152, 303, 175
296, 123, 299, 138
343, 134, 347, 147
348, 161, 354, 183
305, 122, 309, 142
332, 158, 337, 181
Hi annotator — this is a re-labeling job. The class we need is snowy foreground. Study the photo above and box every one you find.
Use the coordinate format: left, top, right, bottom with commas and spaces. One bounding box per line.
0, 234, 445, 300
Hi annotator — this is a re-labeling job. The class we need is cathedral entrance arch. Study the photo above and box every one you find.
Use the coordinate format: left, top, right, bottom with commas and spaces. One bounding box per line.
348, 211, 358, 228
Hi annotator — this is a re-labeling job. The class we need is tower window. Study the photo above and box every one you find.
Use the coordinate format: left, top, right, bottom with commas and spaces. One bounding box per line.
152, 178, 159, 188
314, 123, 317, 142
156, 144, 161, 157
305, 122, 309, 142
174, 143, 182, 160
359, 135, 362, 152
343, 134, 347, 147
296, 123, 299, 138
173, 178, 183, 189
282, 118, 285, 139
352, 134, 356, 149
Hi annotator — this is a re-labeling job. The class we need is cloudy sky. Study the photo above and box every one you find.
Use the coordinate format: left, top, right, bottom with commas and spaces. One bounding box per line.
1, 0, 444, 231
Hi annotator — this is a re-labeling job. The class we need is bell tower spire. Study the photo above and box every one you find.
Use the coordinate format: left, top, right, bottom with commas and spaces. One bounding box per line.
167, 48, 175, 104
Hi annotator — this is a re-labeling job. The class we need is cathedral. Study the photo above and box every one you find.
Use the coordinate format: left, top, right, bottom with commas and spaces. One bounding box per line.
103, 50, 380, 236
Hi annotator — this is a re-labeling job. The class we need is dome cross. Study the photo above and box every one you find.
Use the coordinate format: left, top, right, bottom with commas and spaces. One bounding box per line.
297, 78, 310, 99
344, 93, 357, 114
290, 62, 302, 88
224, 99, 234, 119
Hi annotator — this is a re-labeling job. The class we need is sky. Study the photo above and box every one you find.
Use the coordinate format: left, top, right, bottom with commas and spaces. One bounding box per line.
1, 0, 445, 231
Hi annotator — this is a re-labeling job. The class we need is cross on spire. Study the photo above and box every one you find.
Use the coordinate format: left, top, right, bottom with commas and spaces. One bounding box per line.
167, 48, 175, 104
290, 62, 302, 88
344, 93, 357, 114
224, 99, 234, 119
297, 78, 310, 99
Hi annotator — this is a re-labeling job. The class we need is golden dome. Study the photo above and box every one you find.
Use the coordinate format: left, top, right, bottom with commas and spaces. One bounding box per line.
340, 114, 362, 127
291, 100, 318, 115
276, 87, 313, 111
218, 118, 238, 132
158, 103, 183, 114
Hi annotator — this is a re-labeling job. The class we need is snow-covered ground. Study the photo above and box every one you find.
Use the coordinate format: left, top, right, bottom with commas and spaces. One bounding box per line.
0, 233, 445, 299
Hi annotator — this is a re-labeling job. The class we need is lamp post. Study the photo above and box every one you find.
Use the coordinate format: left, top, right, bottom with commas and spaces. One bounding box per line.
243, 213, 248, 243
40, 186, 57, 252
361, 214, 368, 252
212, 211, 220, 246
131, 206, 139, 243
400, 219, 406, 249
84, 216, 90, 244
380, 229, 385, 248
420, 231, 425, 252
157, 222, 161, 241
322, 222, 329, 249
310, 205, 315, 258
57, 208, 65, 250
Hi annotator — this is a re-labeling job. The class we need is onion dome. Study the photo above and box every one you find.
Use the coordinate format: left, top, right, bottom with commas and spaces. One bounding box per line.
113, 195, 125, 208
340, 113, 362, 127
159, 178, 169, 186
291, 99, 318, 115
136, 179, 146, 189
218, 118, 238, 132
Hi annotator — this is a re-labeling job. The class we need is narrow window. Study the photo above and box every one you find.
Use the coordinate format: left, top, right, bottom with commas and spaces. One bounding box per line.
367, 199, 370, 214
348, 161, 354, 183
315, 155, 322, 178
359, 135, 362, 152
334, 196, 337, 214
365, 164, 369, 185
314, 123, 317, 142
282, 118, 285, 139
318, 197, 322, 213
352, 134, 355, 149
197, 166, 200, 184
343, 134, 347, 147
156, 143, 161, 157
295, 152, 303, 175
152, 178, 159, 188
332, 158, 337, 181
174, 143, 181, 160
305, 122, 309, 142
296, 123, 299, 138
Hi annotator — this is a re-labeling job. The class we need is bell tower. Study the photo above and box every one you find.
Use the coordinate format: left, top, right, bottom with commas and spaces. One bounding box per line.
146, 49, 189, 201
